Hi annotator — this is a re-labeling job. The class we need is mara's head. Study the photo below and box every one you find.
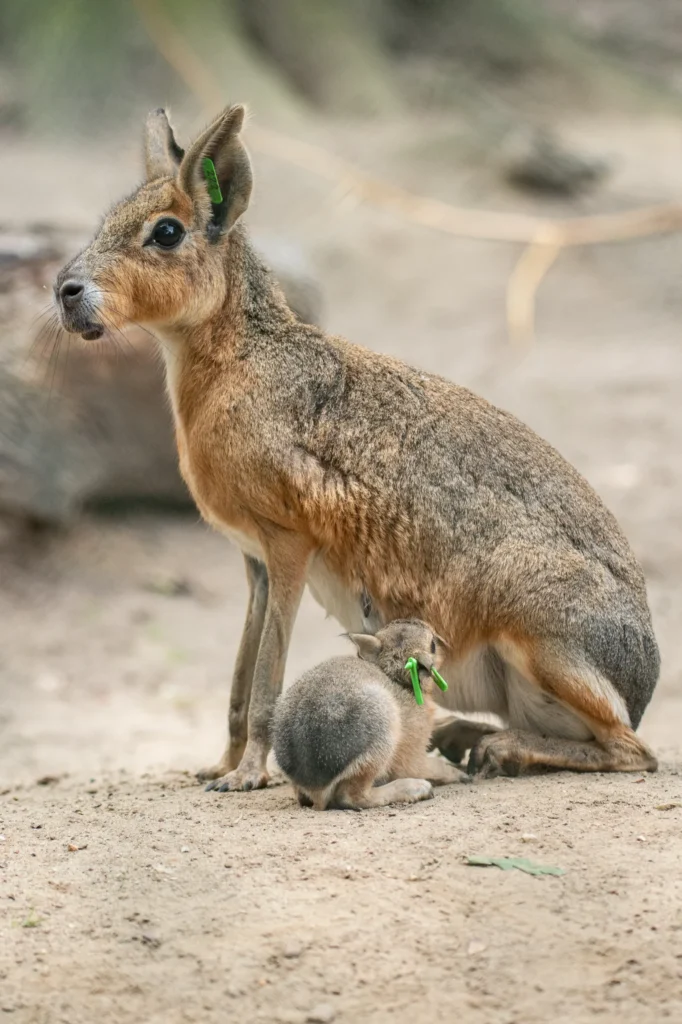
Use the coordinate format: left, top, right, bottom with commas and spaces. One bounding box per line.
55, 104, 252, 340
348, 619, 448, 690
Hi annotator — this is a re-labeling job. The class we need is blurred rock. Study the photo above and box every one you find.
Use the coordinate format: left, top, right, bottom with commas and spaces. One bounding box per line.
0, 224, 323, 523
0, 231, 58, 267
501, 127, 611, 197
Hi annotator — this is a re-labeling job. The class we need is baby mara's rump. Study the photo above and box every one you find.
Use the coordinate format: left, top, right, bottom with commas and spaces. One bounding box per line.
274, 658, 406, 810
273, 620, 466, 810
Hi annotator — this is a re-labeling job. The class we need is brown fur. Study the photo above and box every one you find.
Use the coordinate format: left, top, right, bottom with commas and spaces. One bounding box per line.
55, 105, 659, 791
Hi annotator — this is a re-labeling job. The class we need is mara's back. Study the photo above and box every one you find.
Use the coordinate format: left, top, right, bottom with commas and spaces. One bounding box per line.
240, 311, 646, 599
233, 308, 658, 725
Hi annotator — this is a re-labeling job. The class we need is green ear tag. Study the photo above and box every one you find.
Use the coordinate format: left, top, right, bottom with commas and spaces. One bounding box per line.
202, 157, 224, 205
405, 658, 424, 706
430, 667, 448, 692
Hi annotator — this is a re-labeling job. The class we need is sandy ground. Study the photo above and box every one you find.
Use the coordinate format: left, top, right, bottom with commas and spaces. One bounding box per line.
1, 110, 682, 1022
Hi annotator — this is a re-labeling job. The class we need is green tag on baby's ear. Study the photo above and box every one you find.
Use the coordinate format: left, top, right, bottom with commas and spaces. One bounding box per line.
202, 157, 223, 205
431, 666, 448, 692
404, 659, 449, 704
405, 658, 424, 706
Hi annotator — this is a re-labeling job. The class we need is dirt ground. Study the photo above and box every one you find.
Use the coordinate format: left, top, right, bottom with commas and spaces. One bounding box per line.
1, 110, 682, 1023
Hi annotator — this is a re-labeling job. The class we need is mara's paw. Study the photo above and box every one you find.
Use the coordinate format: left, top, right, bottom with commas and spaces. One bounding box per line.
196, 743, 244, 783
467, 731, 523, 780
432, 719, 502, 766
204, 767, 270, 792
196, 762, 228, 784
400, 778, 434, 804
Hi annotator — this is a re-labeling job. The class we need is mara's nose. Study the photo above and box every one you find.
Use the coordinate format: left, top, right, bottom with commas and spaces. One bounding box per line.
59, 279, 85, 309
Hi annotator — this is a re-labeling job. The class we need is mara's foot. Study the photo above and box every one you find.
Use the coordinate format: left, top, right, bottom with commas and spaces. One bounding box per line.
196, 762, 228, 784
196, 743, 245, 783
339, 777, 434, 810
468, 731, 524, 779
204, 766, 270, 792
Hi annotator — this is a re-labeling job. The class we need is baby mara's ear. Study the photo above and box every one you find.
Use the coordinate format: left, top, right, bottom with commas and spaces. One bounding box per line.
347, 633, 382, 664
144, 108, 185, 181
177, 103, 253, 242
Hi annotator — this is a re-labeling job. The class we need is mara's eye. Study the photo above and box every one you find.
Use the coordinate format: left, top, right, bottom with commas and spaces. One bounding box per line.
148, 218, 185, 249
430, 639, 437, 655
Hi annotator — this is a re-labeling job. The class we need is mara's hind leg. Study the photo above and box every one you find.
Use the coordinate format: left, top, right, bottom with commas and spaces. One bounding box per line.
468, 638, 657, 779
469, 727, 656, 778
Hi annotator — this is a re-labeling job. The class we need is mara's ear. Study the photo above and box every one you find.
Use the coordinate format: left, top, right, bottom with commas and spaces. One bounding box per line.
347, 633, 382, 664
178, 104, 253, 242
144, 108, 185, 181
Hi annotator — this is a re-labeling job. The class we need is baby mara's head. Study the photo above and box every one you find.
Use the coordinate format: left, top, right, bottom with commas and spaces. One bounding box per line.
348, 619, 448, 695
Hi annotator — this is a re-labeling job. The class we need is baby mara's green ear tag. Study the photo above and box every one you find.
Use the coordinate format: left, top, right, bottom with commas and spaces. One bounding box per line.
202, 157, 223, 205
404, 658, 424, 706
430, 666, 448, 692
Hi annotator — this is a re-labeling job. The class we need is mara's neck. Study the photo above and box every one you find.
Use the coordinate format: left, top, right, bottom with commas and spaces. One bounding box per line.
156, 224, 295, 376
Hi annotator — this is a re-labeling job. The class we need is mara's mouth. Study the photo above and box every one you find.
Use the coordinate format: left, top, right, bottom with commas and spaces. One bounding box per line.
57, 308, 106, 341
81, 324, 105, 341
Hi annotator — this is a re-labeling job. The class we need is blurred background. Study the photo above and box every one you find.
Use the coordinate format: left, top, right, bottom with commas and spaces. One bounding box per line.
1, 0, 682, 783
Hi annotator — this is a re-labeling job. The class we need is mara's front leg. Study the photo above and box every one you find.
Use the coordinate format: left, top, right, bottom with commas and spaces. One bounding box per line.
208, 527, 313, 793
199, 554, 268, 784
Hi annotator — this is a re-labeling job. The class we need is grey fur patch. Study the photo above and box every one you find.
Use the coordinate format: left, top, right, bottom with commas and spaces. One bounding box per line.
578, 615, 659, 729
273, 658, 395, 791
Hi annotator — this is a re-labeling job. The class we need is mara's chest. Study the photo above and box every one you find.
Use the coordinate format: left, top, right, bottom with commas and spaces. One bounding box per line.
163, 346, 372, 629
175, 419, 263, 553
173, 414, 364, 629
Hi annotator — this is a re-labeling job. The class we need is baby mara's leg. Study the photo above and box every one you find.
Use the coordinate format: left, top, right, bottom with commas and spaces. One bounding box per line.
298, 736, 401, 811
415, 753, 470, 786
393, 707, 470, 786
335, 766, 434, 810
298, 749, 452, 810
294, 786, 313, 808
318, 756, 433, 811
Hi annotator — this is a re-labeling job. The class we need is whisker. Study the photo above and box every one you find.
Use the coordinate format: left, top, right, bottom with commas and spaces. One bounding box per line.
27, 302, 56, 330
36, 333, 59, 391
59, 333, 73, 400
45, 325, 65, 405
27, 312, 60, 366
96, 291, 175, 360
125, 320, 174, 359
99, 310, 139, 359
